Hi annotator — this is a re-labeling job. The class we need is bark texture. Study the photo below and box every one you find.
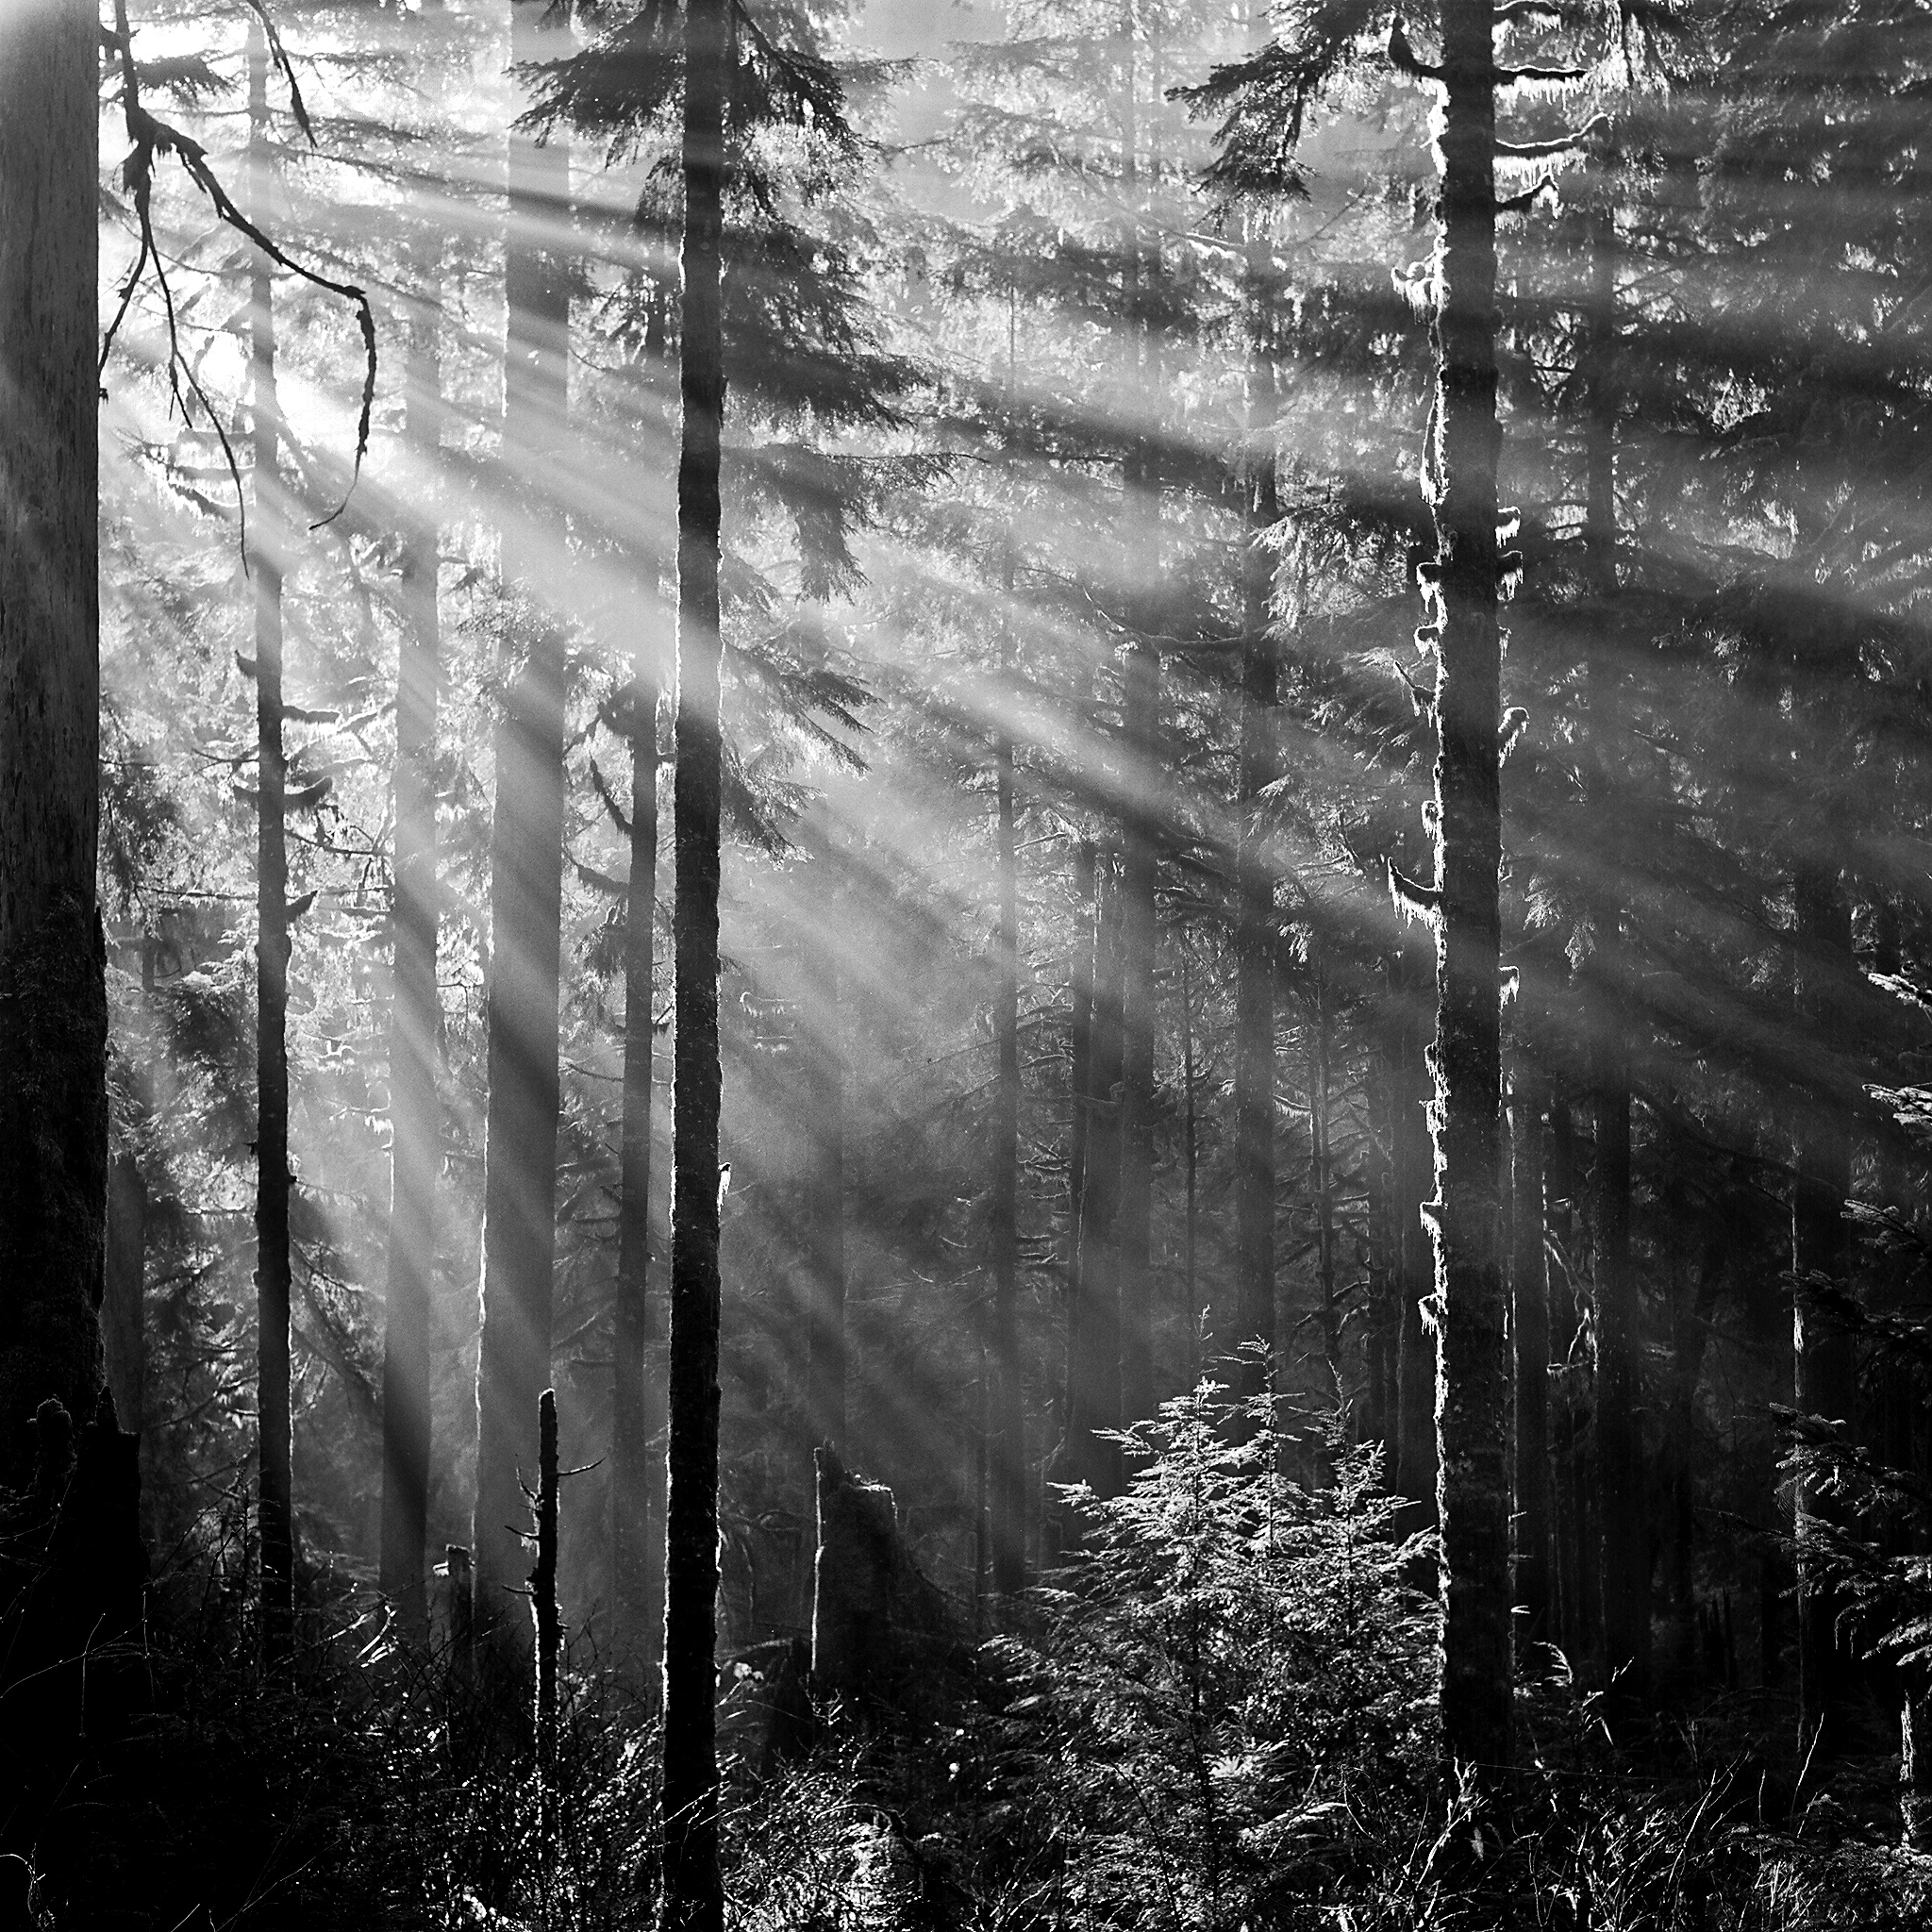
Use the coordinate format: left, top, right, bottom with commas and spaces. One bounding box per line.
661, 0, 729, 1912
0, 0, 107, 1483
379, 233, 445, 1628
1426, 0, 1512, 1778
471, 0, 572, 1653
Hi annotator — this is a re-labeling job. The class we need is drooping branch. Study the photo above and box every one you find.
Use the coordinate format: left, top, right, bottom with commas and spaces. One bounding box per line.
101, 0, 376, 528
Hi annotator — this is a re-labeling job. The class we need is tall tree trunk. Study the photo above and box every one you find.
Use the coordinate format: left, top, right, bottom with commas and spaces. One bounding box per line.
802, 918, 846, 1453
1424, 0, 1511, 1777
1046, 840, 1096, 1563
1392, 941, 1437, 1524
1310, 963, 1342, 1422
471, 0, 572, 1655
1584, 201, 1647, 1719
989, 700, 1026, 1592
0, 0, 107, 1484
612, 674, 661, 1664
1229, 356, 1279, 1400
1066, 859, 1124, 1507
1509, 1059, 1551, 1657
379, 231, 445, 1629
660, 0, 728, 1909
1794, 859, 1856, 1757
249, 33, 295, 1673
1114, 2, 1159, 1435
102, 1155, 147, 1441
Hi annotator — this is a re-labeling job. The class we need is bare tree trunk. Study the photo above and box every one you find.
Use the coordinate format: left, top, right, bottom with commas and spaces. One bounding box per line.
379, 231, 445, 1629
989, 704, 1026, 1592
249, 33, 295, 1673
1392, 942, 1437, 1526
1794, 860, 1856, 1757
1229, 365, 1279, 1400
532, 1388, 560, 1850
1583, 201, 1647, 1724
1310, 963, 1342, 1424
101, 1156, 147, 1441
803, 922, 846, 1453
1424, 0, 1511, 1778
0, 0, 107, 1484
661, 0, 729, 1910
1509, 1062, 1551, 1657
1065, 859, 1124, 1507
471, 0, 572, 1657
612, 675, 661, 1664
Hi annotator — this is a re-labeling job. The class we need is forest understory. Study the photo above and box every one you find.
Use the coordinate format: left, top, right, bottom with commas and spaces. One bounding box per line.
7, 0, 1932, 1924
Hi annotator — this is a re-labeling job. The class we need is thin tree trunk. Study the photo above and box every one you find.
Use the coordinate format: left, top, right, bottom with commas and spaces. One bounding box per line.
1045, 841, 1096, 1563
660, 0, 728, 1908
102, 1155, 147, 1440
1584, 200, 1647, 1721
532, 1387, 560, 1849
1392, 941, 1437, 1525
803, 925, 846, 1453
612, 674, 661, 1664
1509, 1060, 1551, 1657
0, 0, 108, 1485
989, 692, 1026, 1592
1180, 949, 1199, 1379
1794, 859, 1856, 1757
1066, 859, 1124, 1507
1230, 350, 1279, 1399
249, 33, 295, 1673
471, 0, 572, 1656
1310, 964, 1342, 1422
1425, 0, 1511, 1777
379, 231, 445, 1629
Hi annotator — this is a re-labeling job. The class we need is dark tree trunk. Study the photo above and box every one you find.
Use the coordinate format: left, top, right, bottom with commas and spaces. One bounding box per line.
802, 923, 846, 1453
471, 0, 572, 1654
249, 35, 295, 1673
1424, 0, 1511, 1777
1116, 639, 1159, 1434
612, 675, 662, 1664
101, 1156, 147, 1443
1310, 963, 1342, 1421
1229, 400, 1279, 1397
1583, 200, 1647, 1720
1065, 859, 1124, 1507
660, 0, 728, 1910
1509, 1062, 1551, 1657
379, 231, 445, 1630
989, 711, 1026, 1592
1794, 860, 1856, 1757
532, 1387, 560, 1848
0, 0, 108, 1486
1392, 941, 1437, 1525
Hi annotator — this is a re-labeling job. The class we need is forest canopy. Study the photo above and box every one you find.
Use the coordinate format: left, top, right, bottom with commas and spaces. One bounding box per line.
4, 0, 1932, 1924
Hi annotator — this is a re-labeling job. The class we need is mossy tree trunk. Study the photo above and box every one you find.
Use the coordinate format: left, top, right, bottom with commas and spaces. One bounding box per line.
1424, 0, 1511, 1779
